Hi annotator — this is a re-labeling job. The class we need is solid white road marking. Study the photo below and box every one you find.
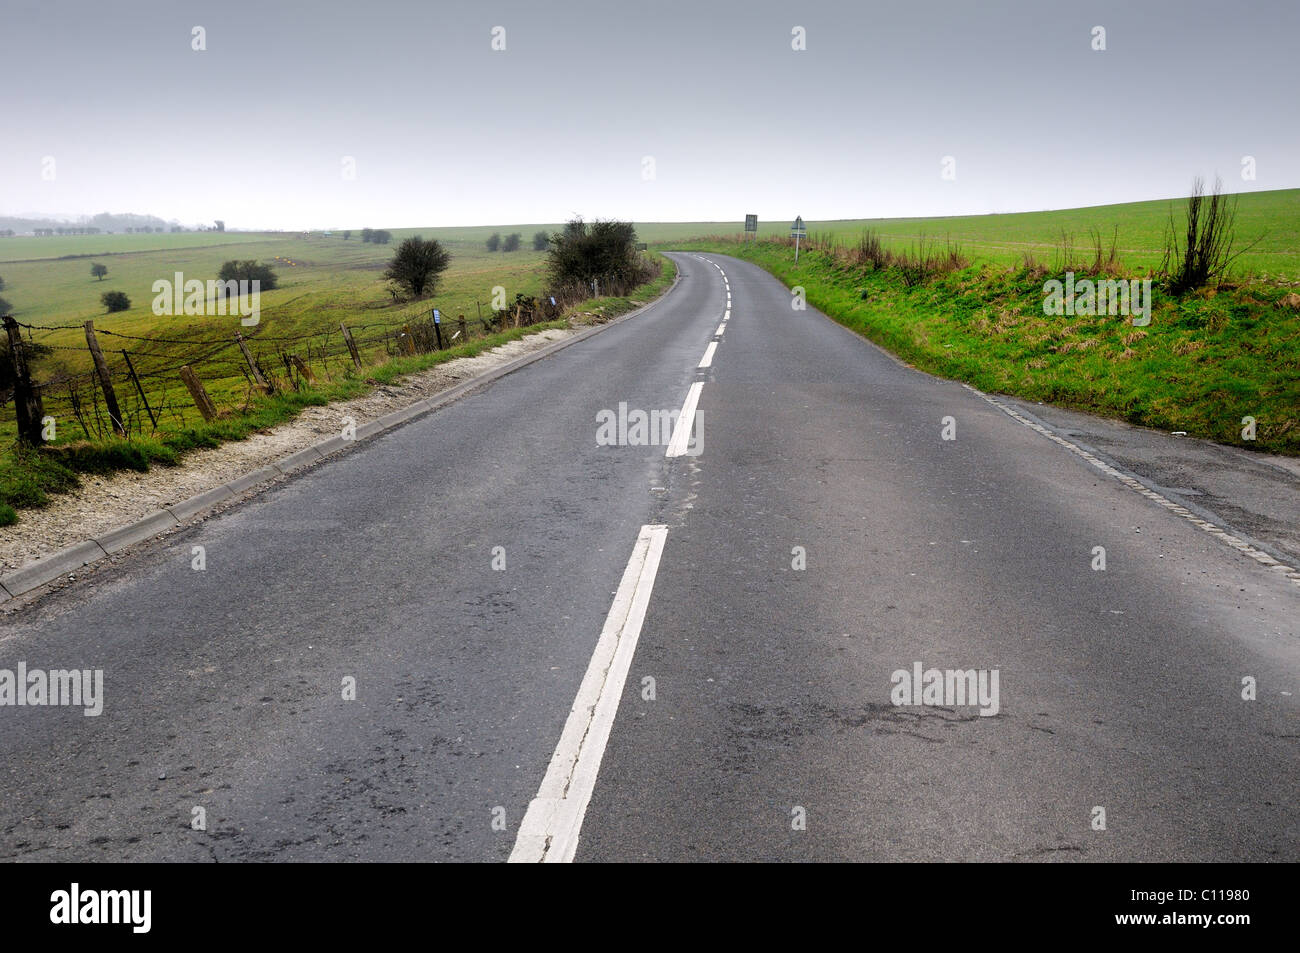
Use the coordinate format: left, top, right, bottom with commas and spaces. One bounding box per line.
698, 341, 718, 368
665, 382, 704, 458
723, 309, 730, 321
965, 384, 1300, 588
716, 323, 726, 336
509, 524, 670, 863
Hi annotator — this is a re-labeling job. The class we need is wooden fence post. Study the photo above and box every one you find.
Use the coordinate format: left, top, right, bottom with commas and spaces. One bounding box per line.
179, 365, 218, 422
288, 354, 317, 383
84, 319, 126, 436
3, 316, 46, 444
235, 332, 271, 392
457, 315, 467, 341
340, 323, 363, 371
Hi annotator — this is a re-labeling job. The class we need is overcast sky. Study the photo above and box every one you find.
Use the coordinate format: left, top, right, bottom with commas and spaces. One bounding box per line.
3, 0, 1297, 229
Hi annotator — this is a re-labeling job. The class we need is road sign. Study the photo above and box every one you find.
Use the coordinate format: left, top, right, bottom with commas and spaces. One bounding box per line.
744, 214, 758, 233
791, 216, 806, 262
432, 309, 441, 324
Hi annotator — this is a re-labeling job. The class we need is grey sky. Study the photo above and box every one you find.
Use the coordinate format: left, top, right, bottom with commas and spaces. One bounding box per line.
3, 0, 1297, 229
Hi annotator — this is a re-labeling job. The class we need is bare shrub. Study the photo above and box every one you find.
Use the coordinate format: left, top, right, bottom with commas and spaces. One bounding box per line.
1160, 176, 1261, 294
895, 237, 967, 286
853, 229, 892, 269
1088, 226, 1122, 274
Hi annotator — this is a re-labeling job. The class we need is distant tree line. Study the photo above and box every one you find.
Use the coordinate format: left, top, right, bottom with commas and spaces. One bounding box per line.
360, 228, 392, 245
486, 231, 529, 252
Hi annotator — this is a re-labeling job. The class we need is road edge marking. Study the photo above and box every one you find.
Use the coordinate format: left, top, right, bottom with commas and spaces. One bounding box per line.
964, 384, 1300, 589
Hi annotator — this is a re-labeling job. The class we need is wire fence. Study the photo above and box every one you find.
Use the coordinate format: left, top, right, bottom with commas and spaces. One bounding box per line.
1, 296, 558, 442
1, 266, 657, 444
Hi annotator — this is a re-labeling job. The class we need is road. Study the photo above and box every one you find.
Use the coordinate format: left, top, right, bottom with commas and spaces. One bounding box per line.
1, 252, 1296, 862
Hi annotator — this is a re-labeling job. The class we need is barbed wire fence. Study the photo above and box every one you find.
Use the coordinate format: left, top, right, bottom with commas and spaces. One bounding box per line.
0, 270, 647, 446
0, 258, 665, 447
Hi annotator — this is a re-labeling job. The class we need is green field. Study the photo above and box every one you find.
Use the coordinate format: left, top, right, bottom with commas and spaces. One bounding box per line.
0, 229, 556, 359
638, 188, 1300, 280
0, 230, 271, 263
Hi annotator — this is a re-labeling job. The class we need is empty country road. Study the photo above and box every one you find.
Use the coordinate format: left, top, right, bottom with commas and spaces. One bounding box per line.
1, 253, 1295, 863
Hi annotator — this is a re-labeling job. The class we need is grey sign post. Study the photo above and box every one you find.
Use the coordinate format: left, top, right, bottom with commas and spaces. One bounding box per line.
744, 214, 758, 242
791, 215, 806, 262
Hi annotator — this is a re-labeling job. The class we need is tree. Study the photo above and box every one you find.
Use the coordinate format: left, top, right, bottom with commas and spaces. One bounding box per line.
343, 230, 352, 240
361, 228, 374, 243
502, 232, 522, 252
91, 262, 108, 281
384, 236, 452, 299
546, 217, 643, 286
101, 291, 131, 313
0, 296, 12, 316
214, 220, 225, 232
218, 260, 278, 291
532, 231, 549, 251
486, 232, 501, 252
370, 229, 392, 245
0, 274, 5, 291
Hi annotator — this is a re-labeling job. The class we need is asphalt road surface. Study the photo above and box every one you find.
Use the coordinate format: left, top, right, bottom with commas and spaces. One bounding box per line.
1, 253, 1295, 862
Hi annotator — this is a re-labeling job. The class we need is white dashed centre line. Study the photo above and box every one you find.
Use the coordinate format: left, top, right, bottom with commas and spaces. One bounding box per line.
665, 382, 704, 458
509, 524, 669, 863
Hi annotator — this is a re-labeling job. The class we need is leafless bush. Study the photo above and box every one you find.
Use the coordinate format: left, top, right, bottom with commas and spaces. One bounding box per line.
1020, 251, 1048, 278
852, 229, 892, 269
1160, 176, 1259, 294
894, 237, 967, 286
1088, 226, 1122, 274
1053, 229, 1080, 273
